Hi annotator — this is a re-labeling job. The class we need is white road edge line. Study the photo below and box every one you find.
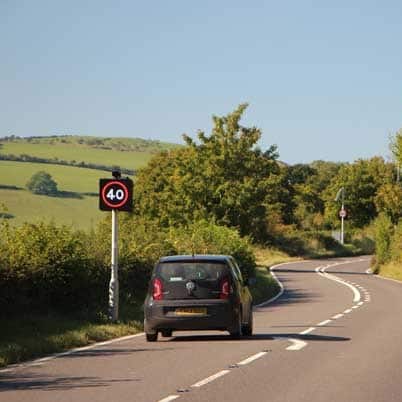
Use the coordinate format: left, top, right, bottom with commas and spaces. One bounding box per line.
319, 263, 361, 302
237, 351, 267, 366
343, 309, 353, 314
157, 395, 180, 402
0, 332, 145, 373
332, 314, 344, 319
191, 370, 231, 388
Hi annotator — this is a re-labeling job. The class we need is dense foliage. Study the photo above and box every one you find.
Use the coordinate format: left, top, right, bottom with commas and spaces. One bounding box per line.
0, 219, 255, 317
135, 104, 289, 242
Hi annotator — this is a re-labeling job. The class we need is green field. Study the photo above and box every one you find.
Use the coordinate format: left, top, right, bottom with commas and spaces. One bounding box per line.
0, 160, 122, 193
0, 136, 179, 228
0, 136, 180, 170
0, 161, 133, 228
1, 142, 151, 170
0, 189, 103, 229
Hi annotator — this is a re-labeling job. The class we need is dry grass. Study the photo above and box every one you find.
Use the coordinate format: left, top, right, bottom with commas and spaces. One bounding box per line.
379, 261, 402, 282
252, 246, 298, 268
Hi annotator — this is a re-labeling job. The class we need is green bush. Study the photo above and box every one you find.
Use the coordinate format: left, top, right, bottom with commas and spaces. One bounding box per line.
374, 213, 393, 266
0, 221, 102, 315
0, 217, 256, 318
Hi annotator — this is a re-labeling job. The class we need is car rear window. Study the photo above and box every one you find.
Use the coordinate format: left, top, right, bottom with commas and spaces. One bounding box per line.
156, 261, 228, 282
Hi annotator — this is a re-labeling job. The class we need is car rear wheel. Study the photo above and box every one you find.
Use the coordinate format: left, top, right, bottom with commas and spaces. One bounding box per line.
242, 309, 253, 336
146, 332, 158, 342
161, 329, 172, 337
229, 311, 243, 338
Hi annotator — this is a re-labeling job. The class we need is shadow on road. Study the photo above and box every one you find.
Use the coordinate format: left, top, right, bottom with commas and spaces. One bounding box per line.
168, 333, 350, 343
0, 373, 139, 392
59, 347, 173, 358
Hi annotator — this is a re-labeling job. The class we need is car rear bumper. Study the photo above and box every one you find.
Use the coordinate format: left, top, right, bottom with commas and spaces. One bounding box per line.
144, 299, 239, 333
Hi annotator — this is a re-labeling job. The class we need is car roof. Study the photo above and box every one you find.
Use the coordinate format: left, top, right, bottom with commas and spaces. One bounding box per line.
159, 254, 232, 263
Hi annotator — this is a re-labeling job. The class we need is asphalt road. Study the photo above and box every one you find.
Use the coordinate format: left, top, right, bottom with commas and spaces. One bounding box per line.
2, 256, 402, 402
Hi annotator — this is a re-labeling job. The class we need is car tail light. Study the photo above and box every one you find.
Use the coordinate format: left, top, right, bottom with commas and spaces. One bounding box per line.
220, 278, 230, 299
153, 278, 163, 300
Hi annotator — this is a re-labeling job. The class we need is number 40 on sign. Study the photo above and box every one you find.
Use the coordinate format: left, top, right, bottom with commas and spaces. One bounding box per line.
99, 178, 133, 212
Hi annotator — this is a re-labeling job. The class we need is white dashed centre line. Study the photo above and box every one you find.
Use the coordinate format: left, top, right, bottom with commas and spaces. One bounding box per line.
191, 370, 231, 388
317, 319, 332, 326
158, 396, 180, 402
237, 352, 267, 366
300, 327, 316, 335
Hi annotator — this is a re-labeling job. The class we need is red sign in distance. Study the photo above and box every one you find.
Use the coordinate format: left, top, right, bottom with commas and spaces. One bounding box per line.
99, 178, 133, 211
339, 209, 347, 218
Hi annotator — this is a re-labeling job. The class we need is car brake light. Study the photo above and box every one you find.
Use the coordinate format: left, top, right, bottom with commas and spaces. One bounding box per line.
220, 278, 230, 299
153, 278, 163, 300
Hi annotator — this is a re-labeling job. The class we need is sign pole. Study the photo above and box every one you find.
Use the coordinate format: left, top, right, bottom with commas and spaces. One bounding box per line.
340, 203, 344, 245
109, 208, 119, 321
99, 169, 133, 322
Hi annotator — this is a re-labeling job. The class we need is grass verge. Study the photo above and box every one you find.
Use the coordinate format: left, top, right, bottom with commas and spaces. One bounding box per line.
0, 309, 143, 368
378, 261, 402, 282
250, 247, 295, 305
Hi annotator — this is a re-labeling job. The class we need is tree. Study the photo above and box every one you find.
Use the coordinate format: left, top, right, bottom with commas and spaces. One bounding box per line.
375, 183, 402, 224
324, 157, 393, 228
135, 104, 283, 241
26, 171, 58, 195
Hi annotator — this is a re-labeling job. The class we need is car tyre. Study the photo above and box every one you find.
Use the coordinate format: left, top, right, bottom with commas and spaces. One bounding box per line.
229, 311, 243, 339
161, 329, 172, 337
146, 332, 158, 342
242, 309, 253, 336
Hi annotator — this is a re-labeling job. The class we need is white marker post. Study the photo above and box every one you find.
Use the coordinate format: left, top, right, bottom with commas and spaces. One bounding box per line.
109, 208, 119, 321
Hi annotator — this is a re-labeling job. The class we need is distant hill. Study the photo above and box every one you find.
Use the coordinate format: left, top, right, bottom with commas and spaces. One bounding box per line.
0, 135, 181, 173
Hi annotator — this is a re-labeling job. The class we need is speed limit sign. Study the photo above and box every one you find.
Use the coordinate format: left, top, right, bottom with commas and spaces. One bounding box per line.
99, 178, 133, 211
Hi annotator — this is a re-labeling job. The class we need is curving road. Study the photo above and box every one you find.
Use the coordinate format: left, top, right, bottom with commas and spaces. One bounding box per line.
2, 256, 402, 402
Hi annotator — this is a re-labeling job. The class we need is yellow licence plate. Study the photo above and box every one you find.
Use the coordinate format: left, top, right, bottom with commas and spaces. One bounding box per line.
175, 308, 207, 316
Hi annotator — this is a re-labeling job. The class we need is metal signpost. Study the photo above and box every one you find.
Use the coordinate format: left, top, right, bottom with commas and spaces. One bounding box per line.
99, 170, 133, 321
335, 187, 346, 245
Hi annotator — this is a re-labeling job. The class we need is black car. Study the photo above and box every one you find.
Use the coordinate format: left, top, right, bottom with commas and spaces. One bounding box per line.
144, 254, 253, 342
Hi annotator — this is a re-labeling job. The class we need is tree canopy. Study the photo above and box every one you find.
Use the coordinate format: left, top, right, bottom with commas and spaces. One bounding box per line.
135, 104, 285, 241
26, 171, 58, 196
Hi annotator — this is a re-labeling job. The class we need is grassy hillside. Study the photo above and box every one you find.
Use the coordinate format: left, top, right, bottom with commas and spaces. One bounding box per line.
0, 189, 103, 229
0, 161, 118, 193
0, 135, 180, 170
0, 161, 134, 229
0, 135, 179, 228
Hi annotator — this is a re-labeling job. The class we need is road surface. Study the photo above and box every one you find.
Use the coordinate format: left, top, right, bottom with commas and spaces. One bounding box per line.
1, 256, 402, 402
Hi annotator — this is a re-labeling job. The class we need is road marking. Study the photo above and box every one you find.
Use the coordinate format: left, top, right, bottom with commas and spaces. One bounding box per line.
237, 351, 267, 366
0, 332, 145, 373
352, 305, 360, 309
332, 313, 344, 319
300, 327, 316, 335
343, 309, 353, 314
358, 301, 364, 306
317, 319, 332, 326
158, 396, 180, 402
285, 338, 307, 351
191, 370, 231, 388
319, 263, 361, 302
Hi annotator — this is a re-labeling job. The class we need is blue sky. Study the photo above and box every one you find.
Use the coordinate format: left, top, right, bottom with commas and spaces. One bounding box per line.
1, 0, 401, 163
